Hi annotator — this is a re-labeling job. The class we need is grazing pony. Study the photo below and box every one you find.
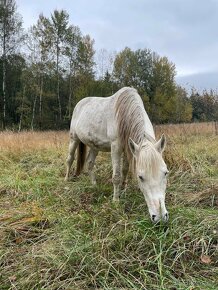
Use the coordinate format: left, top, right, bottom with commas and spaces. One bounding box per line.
65, 87, 169, 222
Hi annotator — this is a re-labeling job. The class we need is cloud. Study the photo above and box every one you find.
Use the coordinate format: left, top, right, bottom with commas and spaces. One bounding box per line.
177, 71, 218, 92
16, 0, 218, 90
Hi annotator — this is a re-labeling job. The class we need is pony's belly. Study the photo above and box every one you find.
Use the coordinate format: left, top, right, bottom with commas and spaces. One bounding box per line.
76, 130, 112, 151
86, 140, 111, 152
85, 134, 112, 151
75, 117, 116, 152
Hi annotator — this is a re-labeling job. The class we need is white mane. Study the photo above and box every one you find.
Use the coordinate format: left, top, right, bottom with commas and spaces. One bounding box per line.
115, 87, 146, 163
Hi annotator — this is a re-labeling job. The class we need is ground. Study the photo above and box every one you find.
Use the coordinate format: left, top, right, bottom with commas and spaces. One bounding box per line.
0, 123, 217, 289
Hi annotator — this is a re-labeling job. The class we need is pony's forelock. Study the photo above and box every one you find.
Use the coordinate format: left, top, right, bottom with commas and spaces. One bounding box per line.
137, 141, 163, 178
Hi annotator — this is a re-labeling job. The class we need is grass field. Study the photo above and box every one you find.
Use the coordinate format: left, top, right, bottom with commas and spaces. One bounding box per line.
0, 123, 217, 289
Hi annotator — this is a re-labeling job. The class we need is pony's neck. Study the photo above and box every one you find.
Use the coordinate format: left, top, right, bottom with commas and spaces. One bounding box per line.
141, 112, 156, 140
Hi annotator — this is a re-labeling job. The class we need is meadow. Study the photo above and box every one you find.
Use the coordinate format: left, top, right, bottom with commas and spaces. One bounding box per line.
0, 123, 217, 290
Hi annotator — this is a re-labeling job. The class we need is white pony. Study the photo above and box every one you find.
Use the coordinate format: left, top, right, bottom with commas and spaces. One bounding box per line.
65, 87, 169, 222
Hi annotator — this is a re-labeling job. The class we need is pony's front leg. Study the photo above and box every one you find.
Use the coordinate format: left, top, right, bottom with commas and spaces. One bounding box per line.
121, 155, 129, 191
86, 148, 98, 185
111, 142, 122, 202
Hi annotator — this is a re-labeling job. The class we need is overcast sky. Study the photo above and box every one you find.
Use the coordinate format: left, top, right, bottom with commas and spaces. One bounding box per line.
16, 0, 218, 91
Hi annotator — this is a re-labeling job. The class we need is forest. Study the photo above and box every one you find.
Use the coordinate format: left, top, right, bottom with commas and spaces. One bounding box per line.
0, 0, 218, 130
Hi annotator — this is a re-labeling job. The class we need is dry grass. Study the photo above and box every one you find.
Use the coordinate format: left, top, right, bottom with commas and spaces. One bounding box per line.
155, 121, 217, 137
0, 122, 216, 152
0, 123, 217, 289
0, 130, 68, 152
182, 184, 218, 207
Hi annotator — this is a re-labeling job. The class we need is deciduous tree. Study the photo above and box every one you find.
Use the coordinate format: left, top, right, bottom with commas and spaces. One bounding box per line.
0, 0, 24, 128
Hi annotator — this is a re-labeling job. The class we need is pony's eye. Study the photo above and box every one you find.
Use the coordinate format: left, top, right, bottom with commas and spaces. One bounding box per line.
138, 175, 144, 182
164, 171, 169, 176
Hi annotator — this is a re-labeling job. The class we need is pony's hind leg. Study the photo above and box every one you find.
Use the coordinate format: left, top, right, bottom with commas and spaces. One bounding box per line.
86, 148, 98, 185
65, 138, 79, 181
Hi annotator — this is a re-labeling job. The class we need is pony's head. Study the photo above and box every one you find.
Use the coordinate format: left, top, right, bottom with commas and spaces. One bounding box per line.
129, 134, 169, 223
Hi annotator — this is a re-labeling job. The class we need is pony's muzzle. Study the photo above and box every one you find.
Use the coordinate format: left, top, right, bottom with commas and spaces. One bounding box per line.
151, 214, 157, 222
151, 214, 161, 223
150, 211, 169, 223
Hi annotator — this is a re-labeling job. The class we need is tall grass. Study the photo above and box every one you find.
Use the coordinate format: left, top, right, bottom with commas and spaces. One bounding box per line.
0, 130, 68, 152
155, 121, 217, 137
0, 123, 217, 289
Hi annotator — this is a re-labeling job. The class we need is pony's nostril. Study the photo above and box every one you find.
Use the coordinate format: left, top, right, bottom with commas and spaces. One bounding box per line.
164, 212, 169, 221
152, 215, 156, 222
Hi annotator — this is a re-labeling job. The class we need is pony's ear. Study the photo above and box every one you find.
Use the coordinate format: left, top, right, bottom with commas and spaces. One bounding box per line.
155, 134, 166, 153
128, 138, 139, 157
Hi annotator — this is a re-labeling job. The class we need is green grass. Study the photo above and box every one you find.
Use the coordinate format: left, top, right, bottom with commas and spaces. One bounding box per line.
0, 132, 217, 289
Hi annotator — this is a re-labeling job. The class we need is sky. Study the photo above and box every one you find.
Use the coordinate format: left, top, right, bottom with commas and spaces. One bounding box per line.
16, 0, 218, 92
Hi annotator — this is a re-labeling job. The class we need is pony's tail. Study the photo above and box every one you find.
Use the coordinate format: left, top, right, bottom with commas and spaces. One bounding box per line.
75, 141, 87, 176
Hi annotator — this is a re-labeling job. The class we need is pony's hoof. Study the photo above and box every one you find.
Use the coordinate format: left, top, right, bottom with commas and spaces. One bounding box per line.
113, 197, 120, 203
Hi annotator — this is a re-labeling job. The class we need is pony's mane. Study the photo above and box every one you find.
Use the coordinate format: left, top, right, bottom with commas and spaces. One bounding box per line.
138, 142, 163, 178
115, 87, 146, 165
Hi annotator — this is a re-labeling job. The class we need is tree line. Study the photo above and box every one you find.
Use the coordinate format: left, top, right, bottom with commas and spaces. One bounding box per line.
0, 0, 217, 130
